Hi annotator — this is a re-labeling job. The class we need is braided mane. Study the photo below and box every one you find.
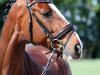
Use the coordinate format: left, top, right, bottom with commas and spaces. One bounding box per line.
3, 0, 16, 21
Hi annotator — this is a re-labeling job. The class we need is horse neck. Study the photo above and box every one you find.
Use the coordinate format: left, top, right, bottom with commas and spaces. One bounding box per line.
1, 23, 27, 75
0, 16, 15, 54
7, 41, 26, 75
0, 4, 18, 74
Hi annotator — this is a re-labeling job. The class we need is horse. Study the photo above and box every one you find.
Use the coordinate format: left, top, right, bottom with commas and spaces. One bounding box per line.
0, 0, 83, 75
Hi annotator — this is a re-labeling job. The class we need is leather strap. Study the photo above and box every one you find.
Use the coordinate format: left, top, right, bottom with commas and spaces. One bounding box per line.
33, 0, 53, 3
27, 0, 53, 7
53, 25, 74, 39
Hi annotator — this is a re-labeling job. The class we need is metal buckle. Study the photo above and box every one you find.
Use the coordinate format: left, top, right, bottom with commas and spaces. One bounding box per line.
50, 39, 62, 51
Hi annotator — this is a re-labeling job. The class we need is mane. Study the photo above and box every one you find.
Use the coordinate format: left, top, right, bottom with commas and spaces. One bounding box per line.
3, 0, 16, 21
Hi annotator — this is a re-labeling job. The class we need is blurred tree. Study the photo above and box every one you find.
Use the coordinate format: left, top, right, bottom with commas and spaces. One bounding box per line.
0, 0, 100, 58
0, 0, 7, 30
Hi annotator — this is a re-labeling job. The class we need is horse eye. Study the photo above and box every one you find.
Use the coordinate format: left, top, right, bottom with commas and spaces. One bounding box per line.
42, 11, 51, 17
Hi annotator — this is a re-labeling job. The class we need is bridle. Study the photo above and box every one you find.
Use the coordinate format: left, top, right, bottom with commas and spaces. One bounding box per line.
26, 0, 75, 75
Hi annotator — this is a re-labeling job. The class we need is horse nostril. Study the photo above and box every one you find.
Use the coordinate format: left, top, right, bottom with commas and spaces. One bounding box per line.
75, 44, 81, 53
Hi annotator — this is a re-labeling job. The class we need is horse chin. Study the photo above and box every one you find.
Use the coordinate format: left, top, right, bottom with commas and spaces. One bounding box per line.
63, 54, 73, 61
62, 52, 82, 61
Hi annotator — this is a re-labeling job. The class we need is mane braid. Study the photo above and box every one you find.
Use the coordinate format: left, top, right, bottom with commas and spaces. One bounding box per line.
3, 0, 16, 21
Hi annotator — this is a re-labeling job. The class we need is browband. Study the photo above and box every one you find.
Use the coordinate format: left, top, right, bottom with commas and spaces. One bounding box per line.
27, 0, 53, 7
33, 0, 53, 3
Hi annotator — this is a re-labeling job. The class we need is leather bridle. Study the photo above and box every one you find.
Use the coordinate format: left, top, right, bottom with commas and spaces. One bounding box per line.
26, 0, 75, 75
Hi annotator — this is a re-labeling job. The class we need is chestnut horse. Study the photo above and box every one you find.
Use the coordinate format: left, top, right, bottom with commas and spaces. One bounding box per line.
0, 0, 83, 75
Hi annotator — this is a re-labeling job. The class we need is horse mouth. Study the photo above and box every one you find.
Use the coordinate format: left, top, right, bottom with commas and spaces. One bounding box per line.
71, 53, 81, 60
62, 49, 82, 61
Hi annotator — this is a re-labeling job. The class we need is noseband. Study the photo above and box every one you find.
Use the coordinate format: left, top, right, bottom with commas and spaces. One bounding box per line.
26, 0, 75, 75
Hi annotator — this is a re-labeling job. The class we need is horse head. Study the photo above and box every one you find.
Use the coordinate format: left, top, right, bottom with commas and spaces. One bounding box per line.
9, 0, 83, 60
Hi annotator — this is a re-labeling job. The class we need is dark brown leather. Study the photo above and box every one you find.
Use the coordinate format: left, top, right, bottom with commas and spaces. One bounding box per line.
28, 0, 53, 7
53, 25, 74, 39
33, 0, 53, 3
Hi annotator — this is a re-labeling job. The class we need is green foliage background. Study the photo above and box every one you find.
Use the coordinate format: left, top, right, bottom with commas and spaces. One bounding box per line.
0, 0, 100, 58
54, 0, 100, 58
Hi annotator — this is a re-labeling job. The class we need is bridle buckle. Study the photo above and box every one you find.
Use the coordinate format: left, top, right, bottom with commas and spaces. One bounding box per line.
50, 39, 62, 52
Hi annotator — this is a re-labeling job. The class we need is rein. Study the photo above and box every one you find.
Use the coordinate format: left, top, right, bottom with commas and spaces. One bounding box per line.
26, 0, 75, 75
